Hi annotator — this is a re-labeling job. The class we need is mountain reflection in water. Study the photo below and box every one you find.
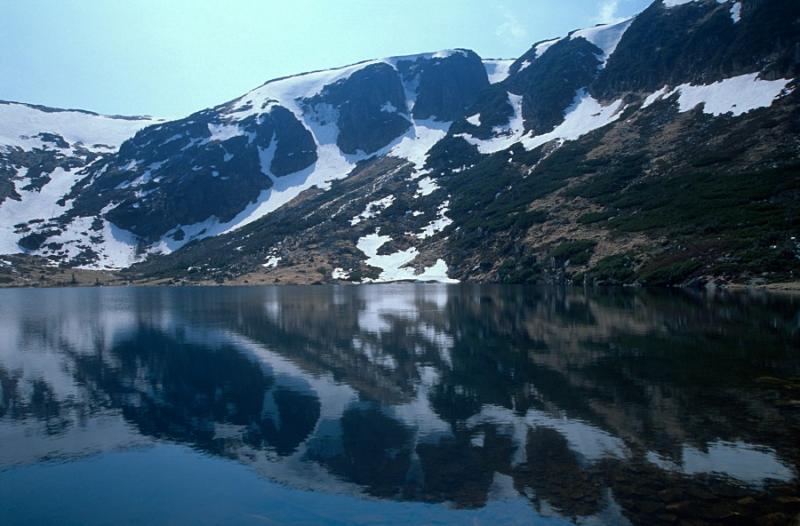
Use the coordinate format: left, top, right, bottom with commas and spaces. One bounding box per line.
1, 284, 799, 525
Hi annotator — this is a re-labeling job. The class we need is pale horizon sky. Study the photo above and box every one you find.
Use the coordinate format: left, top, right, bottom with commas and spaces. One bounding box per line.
1, 0, 651, 119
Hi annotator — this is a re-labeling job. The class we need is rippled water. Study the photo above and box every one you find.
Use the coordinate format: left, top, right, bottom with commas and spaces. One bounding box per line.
1, 284, 799, 525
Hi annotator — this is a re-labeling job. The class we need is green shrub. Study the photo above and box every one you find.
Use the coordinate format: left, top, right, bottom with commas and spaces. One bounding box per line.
549, 240, 597, 266
639, 259, 702, 286
587, 254, 636, 283
577, 210, 615, 224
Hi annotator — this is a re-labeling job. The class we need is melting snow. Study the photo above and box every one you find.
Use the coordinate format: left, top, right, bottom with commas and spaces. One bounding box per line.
483, 59, 514, 84
0, 102, 160, 151
0, 167, 142, 266
263, 255, 281, 268
415, 176, 439, 197
229, 61, 382, 120
663, 0, 736, 10
729, 1, 742, 22
456, 92, 525, 154
570, 18, 633, 66
643, 73, 793, 117
0, 167, 75, 254
387, 119, 450, 170
533, 38, 561, 60
0, 103, 162, 264
642, 85, 671, 108
514, 38, 560, 74
356, 231, 457, 283
457, 90, 624, 155
332, 267, 350, 280
431, 49, 467, 59
350, 195, 395, 226
207, 122, 242, 142
415, 200, 452, 239
74, 53, 463, 262
466, 113, 481, 126
521, 90, 625, 150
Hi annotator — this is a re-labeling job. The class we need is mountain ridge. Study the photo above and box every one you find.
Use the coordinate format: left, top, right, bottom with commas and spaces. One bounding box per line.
1, 0, 798, 288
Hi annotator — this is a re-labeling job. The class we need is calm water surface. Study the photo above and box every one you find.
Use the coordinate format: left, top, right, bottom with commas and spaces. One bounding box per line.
0, 284, 799, 525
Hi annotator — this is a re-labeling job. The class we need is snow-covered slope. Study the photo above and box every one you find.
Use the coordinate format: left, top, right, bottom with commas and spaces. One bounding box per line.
642, 73, 793, 116
0, 102, 161, 266
483, 59, 514, 84
569, 18, 633, 67
180, 52, 467, 237
0, 101, 160, 151
2, 49, 487, 273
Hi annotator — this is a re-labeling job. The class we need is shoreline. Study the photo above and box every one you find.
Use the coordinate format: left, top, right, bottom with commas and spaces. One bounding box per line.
2, 276, 799, 295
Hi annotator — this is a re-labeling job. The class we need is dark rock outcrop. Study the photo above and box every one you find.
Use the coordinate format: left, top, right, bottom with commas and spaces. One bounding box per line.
304, 62, 410, 154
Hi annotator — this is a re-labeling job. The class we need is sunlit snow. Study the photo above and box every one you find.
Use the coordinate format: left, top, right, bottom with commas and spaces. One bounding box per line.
642, 73, 793, 117
263, 256, 281, 269
521, 90, 625, 150
356, 230, 457, 283
534, 38, 561, 60
483, 59, 514, 84
457, 90, 624, 155
465, 113, 481, 126
456, 92, 525, 154
570, 18, 633, 66
0, 102, 161, 151
415, 200, 452, 239
350, 196, 395, 226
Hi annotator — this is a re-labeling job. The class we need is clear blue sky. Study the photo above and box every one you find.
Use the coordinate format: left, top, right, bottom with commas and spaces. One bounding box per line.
1, 0, 652, 119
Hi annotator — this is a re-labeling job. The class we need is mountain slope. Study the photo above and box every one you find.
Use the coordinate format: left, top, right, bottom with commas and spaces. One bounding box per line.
0, 101, 161, 267
1, 50, 488, 268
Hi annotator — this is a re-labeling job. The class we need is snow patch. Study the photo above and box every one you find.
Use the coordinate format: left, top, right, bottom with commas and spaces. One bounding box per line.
380, 101, 398, 113
570, 18, 633, 66
207, 122, 241, 142
0, 102, 160, 151
483, 59, 514, 84
662, 0, 699, 6
387, 119, 450, 170
729, 1, 742, 22
456, 92, 525, 154
431, 49, 467, 59
415, 176, 439, 197
332, 267, 350, 280
415, 200, 452, 239
350, 195, 395, 226
662, 0, 733, 8
356, 231, 457, 283
229, 61, 382, 120
0, 167, 142, 265
521, 90, 625, 151
534, 38, 561, 60
642, 85, 671, 109
643, 73, 794, 117
465, 113, 481, 127
263, 256, 281, 268
457, 90, 624, 155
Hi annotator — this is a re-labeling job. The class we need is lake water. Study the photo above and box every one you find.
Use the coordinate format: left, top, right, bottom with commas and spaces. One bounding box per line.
0, 284, 799, 525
